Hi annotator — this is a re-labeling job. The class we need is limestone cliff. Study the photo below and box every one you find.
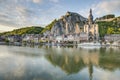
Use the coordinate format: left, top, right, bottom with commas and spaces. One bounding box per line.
51, 11, 87, 36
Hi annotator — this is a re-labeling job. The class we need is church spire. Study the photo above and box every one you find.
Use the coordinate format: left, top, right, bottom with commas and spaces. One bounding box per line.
90, 9, 92, 15
88, 9, 93, 24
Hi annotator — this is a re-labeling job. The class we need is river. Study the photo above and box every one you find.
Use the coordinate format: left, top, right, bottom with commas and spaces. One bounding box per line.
0, 45, 120, 80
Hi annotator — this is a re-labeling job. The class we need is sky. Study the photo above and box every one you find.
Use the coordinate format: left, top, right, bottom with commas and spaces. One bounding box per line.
0, 0, 120, 32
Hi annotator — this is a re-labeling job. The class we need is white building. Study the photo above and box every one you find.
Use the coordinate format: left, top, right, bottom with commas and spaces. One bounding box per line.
79, 32, 88, 41
55, 36, 63, 42
104, 34, 120, 42
22, 34, 41, 43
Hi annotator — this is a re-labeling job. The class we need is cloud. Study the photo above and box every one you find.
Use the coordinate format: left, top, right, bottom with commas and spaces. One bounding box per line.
49, 0, 59, 3
79, 8, 89, 18
38, 4, 65, 25
0, 24, 17, 32
0, 0, 43, 31
15, 6, 43, 27
93, 0, 120, 17
32, 0, 42, 3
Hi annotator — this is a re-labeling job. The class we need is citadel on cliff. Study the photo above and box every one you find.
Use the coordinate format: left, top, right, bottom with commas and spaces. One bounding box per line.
44, 9, 99, 42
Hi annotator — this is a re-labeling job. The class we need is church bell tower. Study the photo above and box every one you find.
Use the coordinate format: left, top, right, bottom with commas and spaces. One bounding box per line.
88, 9, 93, 24
84, 9, 99, 42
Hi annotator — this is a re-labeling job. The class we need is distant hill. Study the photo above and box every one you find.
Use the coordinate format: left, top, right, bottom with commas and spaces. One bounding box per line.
95, 14, 115, 22
96, 16, 120, 37
41, 19, 57, 33
0, 26, 44, 36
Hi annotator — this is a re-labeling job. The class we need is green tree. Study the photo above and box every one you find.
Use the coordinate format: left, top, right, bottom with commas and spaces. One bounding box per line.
41, 19, 57, 33
0, 26, 44, 36
107, 27, 114, 34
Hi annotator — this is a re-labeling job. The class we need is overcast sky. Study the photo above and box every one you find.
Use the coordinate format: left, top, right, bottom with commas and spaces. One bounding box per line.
0, 0, 120, 32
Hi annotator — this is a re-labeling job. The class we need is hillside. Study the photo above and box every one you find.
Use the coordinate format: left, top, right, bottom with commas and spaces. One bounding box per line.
42, 11, 87, 35
97, 16, 120, 37
0, 26, 44, 36
41, 19, 57, 33
95, 14, 115, 22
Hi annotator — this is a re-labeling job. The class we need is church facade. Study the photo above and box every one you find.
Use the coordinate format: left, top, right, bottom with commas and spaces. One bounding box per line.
83, 9, 99, 42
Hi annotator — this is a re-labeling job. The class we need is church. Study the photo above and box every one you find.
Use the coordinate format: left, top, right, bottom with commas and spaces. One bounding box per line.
83, 9, 99, 42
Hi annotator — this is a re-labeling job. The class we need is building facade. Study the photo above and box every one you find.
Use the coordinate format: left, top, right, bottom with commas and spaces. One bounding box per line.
104, 34, 120, 42
84, 9, 99, 41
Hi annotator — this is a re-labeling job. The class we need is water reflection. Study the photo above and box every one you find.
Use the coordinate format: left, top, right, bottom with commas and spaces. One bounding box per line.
0, 45, 120, 80
45, 47, 120, 80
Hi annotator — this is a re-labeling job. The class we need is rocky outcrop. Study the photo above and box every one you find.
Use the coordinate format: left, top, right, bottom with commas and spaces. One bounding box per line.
51, 11, 87, 36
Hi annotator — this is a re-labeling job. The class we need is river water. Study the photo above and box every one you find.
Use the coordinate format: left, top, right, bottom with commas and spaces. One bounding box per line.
0, 45, 120, 80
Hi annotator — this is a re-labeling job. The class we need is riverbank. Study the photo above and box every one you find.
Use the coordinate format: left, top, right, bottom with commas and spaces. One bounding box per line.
0, 41, 120, 48
0, 42, 7, 45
